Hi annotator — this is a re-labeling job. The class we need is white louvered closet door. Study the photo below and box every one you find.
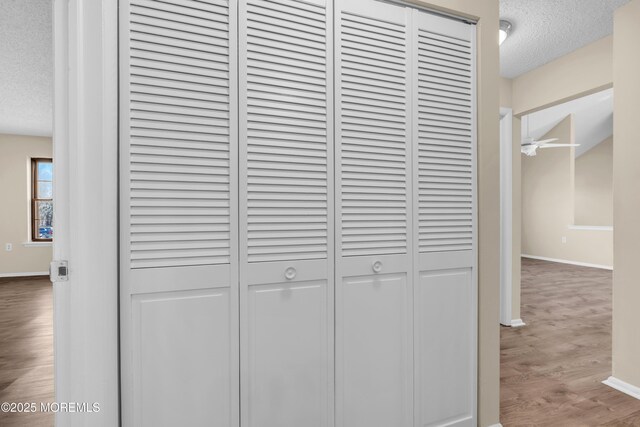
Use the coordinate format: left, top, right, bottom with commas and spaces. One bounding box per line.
411, 10, 477, 427
119, 1, 238, 426
335, 1, 413, 426
238, 1, 334, 426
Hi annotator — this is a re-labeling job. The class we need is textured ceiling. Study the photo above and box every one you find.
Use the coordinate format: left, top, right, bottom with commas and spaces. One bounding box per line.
0, 0, 625, 134
523, 88, 613, 157
500, 0, 629, 78
0, 0, 52, 137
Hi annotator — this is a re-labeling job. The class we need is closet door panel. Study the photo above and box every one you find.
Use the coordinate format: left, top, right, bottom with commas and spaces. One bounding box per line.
133, 289, 232, 427
239, 0, 334, 425
411, 10, 477, 427
416, 269, 474, 427
341, 273, 410, 427
246, 280, 329, 427
335, 1, 412, 426
119, 0, 239, 425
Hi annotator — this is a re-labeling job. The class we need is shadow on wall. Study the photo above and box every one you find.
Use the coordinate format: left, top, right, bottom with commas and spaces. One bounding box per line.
574, 136, 613, 226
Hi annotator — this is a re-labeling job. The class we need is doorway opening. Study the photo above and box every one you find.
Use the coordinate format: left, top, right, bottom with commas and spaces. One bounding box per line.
499, 89, 640, 424
0, 1, 55, 426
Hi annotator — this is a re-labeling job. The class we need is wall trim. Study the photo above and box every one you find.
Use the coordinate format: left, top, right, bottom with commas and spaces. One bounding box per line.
0, 271, 49, 278
521, 254, 613, 270
499, 108, 514, 326
510, 319, 526, 327
568, 225, 613, 231
603, 376, 640, 400
22, 241, 53, 248
487, 423, 504, 427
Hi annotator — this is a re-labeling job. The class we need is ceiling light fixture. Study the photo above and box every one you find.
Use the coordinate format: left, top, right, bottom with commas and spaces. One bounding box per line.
499, 20, 512, 45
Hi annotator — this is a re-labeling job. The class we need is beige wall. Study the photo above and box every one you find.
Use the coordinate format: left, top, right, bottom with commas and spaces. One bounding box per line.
413, 1, 500, 424
575, 137, 613, 226
0, 134, 53, 275
612, 0, 640, 389
522, 116, 613, 267
500, 77, 513, 109
512, 36, 613, 116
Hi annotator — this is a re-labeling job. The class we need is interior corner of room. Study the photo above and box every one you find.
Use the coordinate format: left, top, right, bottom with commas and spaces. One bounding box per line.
499, 33, 616, 331
498, 0, 640, 422
0, 0, 54, 279
0, 134, 54, 278
0, 1, 55, 424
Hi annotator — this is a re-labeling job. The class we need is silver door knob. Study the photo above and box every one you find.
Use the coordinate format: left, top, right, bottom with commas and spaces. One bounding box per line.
284, 267, 297, 280
372, 261, 382, 273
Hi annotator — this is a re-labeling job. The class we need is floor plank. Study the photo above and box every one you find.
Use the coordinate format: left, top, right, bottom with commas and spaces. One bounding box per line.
501, 258, 640, 426
0, 277, 54, 427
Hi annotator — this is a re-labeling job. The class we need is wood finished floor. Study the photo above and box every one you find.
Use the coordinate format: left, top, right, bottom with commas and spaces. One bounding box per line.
0, 277, 54, 427
501, 258, 640, 426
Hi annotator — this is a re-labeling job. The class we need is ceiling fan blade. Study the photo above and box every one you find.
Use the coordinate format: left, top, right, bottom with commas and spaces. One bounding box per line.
521, 138, 559, 147
534, 138, 559, 144
538, 143, 580, 148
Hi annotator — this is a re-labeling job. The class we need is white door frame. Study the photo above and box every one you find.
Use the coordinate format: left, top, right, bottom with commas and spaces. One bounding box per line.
52, 0, 119, 425
499, 108, 513, 326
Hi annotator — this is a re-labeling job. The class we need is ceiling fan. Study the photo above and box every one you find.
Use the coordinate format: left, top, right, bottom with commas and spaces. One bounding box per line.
520, 116, 579, 156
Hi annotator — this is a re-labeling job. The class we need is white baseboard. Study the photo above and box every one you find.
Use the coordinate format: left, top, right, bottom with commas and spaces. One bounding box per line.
568, 225, 613, 231
510, 319, 526, 327
487, 423, 503, 427
603, 376, 640, 400
0, 271, 49, 278
22, 241, 53, 248
521, 254, 612, 271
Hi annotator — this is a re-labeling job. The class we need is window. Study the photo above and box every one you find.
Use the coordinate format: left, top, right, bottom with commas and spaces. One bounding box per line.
32, 158, 53, 241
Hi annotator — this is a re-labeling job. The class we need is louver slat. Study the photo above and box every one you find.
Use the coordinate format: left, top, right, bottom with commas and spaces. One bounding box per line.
417, 29, 473, 253
244, 0, 329, 263
127, 0, 232, 269
339, 12, 408, 258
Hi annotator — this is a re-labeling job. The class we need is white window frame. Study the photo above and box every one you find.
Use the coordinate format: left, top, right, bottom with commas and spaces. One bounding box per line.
23, 157, 53, 247
30, 157, 54, 242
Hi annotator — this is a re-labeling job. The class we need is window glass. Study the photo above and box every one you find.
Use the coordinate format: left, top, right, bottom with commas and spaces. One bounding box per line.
32, 159, 53, 241
37, 181, 53, 198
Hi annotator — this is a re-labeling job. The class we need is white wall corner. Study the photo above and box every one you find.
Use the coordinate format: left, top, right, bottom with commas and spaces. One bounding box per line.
52, 0, 120, 425
510, 319, 526, 327
603, 376, 640, 400
499, 108, 514, 328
